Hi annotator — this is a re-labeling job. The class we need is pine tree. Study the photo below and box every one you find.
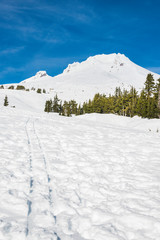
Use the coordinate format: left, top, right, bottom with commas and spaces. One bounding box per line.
114, 87, 122, 98
76, 104, 83, 115
128, 87, 138, 117
52, 94, 60, 112
4, 95, 9, 106
69, 100, 77, 115
63, 101, 71, 116
82, 102, 87, 114
158, 88, 160, 118
144, 74, 155, 97
144, 74, 156, 118
86, 99, 93, 113
155, 78, 160, 118
92, 93, 105, 113
37, 88, 42, 94
149, 96, 157, 118
59, 101, 63, 115
137, 89, 147, 117
44, 100, 52, 112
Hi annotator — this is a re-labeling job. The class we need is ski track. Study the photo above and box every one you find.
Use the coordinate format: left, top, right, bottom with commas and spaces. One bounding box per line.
32, 119, 61, 240
25, 118, 33, 237
24, 117, 61, 240
0, 109, 160, 240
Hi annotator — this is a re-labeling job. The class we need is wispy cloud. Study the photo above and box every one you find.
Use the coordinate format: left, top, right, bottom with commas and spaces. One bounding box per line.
0, 66, 24, 79
34, 1, 96, 24
0, 0, 96, 34
0, 46, 24, 56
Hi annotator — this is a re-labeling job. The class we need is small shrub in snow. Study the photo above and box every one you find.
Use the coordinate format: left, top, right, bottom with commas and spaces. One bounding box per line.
8, 85, 14, 90
37, 88, 42, 94
16, 85, 25, 90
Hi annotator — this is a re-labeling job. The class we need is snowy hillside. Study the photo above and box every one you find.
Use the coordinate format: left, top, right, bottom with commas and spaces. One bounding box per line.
0, 107, 160, 240
4, 53, 160, 104
0, 89, 51, 112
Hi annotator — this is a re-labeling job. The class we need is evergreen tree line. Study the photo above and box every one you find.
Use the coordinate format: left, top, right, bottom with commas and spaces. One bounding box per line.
44, 95, 81, 116
46, 73, 160, 118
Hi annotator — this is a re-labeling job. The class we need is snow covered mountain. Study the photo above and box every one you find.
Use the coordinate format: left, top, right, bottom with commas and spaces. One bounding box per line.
18, 53, 159, 102
1, 53, 160, 112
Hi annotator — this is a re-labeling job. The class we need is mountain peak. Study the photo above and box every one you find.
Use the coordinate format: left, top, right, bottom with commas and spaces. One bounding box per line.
86, 53, 129, 64
20, 71, 50, 84
62, 53, 130, 75
35, 71, 48, 78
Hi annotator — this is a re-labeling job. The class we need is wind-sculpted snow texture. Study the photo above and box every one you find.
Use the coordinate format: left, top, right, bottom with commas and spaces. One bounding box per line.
0, 109, 160, 240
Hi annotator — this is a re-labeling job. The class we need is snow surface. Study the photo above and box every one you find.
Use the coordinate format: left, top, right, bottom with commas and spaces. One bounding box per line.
3, 53, 160, 103
0, 89, 51, 112
0, 107, 160, 240
1, 53, 160, 239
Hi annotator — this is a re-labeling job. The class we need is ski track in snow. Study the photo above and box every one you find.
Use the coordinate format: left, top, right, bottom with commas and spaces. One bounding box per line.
25, 117, 61, 240
25, 118, 33, 237
0, 109, 160, 240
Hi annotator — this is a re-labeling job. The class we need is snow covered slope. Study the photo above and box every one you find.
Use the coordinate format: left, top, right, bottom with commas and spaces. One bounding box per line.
0, 108, 160, 240
0, 89, 50, 112
17, 53, 160, 102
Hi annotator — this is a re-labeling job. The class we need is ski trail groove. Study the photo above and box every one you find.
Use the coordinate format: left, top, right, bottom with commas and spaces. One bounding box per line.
25, 118, 60, 239
32, 119, 61, 240
25, 118, 34, 237
33, 121, 53, 207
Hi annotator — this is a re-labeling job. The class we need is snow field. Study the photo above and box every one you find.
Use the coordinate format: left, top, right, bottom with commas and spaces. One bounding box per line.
0, 89, 50, 112
0, 108, 160, 239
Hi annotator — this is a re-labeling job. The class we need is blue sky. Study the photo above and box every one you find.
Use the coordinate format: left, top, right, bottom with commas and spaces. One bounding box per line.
0, 0, 160, 84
